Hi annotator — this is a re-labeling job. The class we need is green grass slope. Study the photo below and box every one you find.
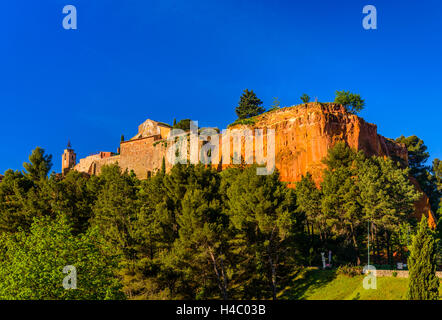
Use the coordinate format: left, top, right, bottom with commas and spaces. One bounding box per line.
279, 268, 442, 300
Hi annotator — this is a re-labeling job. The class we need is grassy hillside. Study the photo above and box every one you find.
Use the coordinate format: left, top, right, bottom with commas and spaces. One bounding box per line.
279, 268, 442, 300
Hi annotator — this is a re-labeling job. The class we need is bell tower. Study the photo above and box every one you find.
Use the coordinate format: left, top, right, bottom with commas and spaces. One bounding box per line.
62, 140, 76, 176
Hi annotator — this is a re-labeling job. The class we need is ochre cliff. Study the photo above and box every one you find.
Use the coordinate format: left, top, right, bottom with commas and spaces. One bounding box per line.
229, 102, 435, 227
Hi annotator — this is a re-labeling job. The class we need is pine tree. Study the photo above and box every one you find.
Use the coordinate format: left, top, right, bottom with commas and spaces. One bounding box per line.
300, 94, 310, 103
358, 156, 421, 264
172, 166, 230, 299
269, 97, 280, 111
295, 173, 323, 246
227, 166, 298, 299
235, 89, 265, 119
396, 135, 439, 213
407, 215, 439, 300
321, 142, 363, 265
0, 215, 124, 299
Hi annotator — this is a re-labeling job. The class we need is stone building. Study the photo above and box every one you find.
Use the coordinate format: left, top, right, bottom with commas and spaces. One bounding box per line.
61, 141, 76, 177
64, 119, 172, 178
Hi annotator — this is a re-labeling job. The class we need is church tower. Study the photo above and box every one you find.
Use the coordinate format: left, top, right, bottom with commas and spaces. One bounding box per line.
62, 140, 76, 176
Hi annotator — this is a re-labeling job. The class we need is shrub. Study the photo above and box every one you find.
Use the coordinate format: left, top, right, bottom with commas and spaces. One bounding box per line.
336, 265, 363, 277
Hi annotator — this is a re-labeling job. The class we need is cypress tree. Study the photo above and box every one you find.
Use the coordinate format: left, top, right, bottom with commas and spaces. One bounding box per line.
407, 215, 439, 300
161, 156, 166, 174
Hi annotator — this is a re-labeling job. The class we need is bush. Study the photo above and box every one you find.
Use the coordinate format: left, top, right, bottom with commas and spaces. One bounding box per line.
336, 265, 363, 277
392, 271, 398, 277
227, 117, 258, 128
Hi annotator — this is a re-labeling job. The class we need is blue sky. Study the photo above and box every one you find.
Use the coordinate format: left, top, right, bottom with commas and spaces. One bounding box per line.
1, 0, 441, 173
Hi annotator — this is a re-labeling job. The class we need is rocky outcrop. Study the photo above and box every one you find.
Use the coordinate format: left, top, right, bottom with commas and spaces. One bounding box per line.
229, 102, 435, 226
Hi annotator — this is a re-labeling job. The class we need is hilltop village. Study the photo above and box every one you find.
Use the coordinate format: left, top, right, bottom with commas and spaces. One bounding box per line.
62, 103, 435, 226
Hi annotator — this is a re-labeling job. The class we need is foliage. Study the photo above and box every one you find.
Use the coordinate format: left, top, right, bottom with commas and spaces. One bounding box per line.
336, 265, 363, 277
173, 119, 198, 131
407, 216, 439, 300
227, 117, 258, 128
300, 94, 310, 103
334, 91, 365, 114
23, 147, 53, 183
0, 143, 436, 300
235, 89, 265, 119
0, 215, 124, 299
396, 135, 440, 213
269, 97, 281, 111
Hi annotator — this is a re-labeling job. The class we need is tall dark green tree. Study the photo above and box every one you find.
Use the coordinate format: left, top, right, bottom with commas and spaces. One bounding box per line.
0, 169, 34, 233
235, 89, 265, 119
357, 156, 421, 264
321, 142, 364, 265
91, 164, 139, 264
295, 173, 323, 245
396, 135, 439, 213
407, 215, 439, 300
227, 166, 299, 300
434, 158, 442, 217
171, 166, 230, 299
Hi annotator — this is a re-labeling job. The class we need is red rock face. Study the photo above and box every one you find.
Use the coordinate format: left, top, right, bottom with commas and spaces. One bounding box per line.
228, 102, 435, 227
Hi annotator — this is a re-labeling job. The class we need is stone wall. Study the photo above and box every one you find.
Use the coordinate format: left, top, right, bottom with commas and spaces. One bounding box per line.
119, 135, 170, 179
92, 155, 120, 175
366, 270, 442, 278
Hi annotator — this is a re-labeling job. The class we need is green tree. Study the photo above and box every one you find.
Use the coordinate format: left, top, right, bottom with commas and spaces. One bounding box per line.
321, 142, 364, 265
396, 135, 439, 213
357, 156, 421, 264
0, 169, 34, 233
269, 97, 281, 111
407, 215, 439, 300
434, 158, 442, 216
235, 89, 265, 119
121, 134, 125, 142
227, 166, 299, 299
171, 166, 230, 299
50, 170, 96, 234
334, 90, 365, 114
0, 215, 124, 299
0, 148, 56, 233
300, 94, 310, 103
173, 119, 197, 131
91, 164, 138, 261
295, 173, 323, 245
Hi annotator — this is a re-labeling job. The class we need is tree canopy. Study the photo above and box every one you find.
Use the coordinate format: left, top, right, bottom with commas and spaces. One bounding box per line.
235, 89, 265, 119
334, 91, 365, 114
